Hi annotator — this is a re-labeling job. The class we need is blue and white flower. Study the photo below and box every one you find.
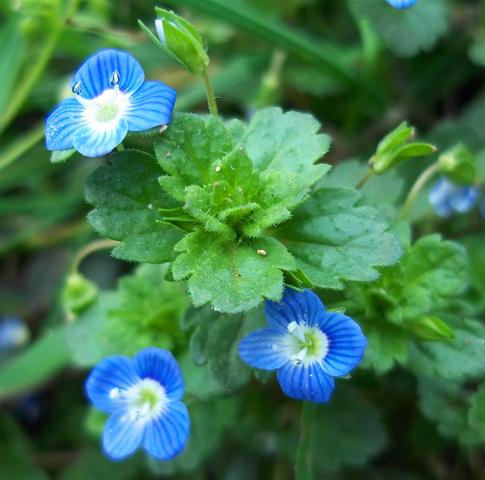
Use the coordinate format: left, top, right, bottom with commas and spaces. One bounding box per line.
85, 347, 189, 461
45, 49, 176, 157
386, 0, 417, 9
428, 177, 479, 217
238, 289, 367, 403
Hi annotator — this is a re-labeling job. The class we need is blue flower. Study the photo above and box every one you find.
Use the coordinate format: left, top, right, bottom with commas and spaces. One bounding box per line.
428, 177, 479, 217
238, 289, 367, 403
85, 347, 189, 461
386, 0, 416, 8
45, 49, 176, 157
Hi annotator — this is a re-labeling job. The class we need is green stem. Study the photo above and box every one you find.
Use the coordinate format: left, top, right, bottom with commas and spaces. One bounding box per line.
295, 402, 317, 480
0, 0, 80, 136
401, 162, 440, 219
201, 67, 218, 116
0, 123, 44, 172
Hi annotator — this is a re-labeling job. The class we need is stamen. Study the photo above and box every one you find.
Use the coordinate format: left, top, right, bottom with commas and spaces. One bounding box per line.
110, 71, 120, 86
287, 321, 297, 333
72, 81, 82, 95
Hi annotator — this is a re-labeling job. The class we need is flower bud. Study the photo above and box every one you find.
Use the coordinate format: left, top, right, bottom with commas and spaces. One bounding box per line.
407, 315, 454, 341
369, 122, 437, 174
63, 272, 98, 317
139, 8, 209, 74
438, 143, 476, 185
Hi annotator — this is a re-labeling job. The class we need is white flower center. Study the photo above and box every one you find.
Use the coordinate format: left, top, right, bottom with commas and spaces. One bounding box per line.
73, 73, 130, 133
287, 321, 329, 366
110, 378, 168, 423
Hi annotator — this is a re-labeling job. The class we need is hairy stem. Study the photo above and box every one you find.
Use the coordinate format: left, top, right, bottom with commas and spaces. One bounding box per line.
295, 402, 317, 480
71, 239, 119, 273
201, 67, 219, 116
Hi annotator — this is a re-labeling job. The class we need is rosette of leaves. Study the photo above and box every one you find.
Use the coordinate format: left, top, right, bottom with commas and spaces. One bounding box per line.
86, 107, 401, 313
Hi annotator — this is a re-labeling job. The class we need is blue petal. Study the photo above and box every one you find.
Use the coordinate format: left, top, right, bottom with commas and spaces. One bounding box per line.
428, 178, 454, 217
449, 186, 479, 213
142, 401, 190, 461
125, 81, 176, 132
45, 98, 84, 151
264, 288, 325, 332
102, 409, 145, 460
238, 327, 292, 370
73, 118, 128, 157
72, 49, 145, 99
134, 348, 184, 402
276, 362, 335, 403
319, 312, 367, 377
85, 356, 140, 413
386, 0, 416, 9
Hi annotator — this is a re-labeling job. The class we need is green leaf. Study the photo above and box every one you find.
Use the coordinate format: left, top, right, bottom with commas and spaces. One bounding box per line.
360, 324, 408, 374
85, 150, 185, 263
469, 383, 485, 442
0, 328, 70, 400
66, 264, 190, 366
408, 319, 485, 381
350, 0, 449, 57
384, 235, 468, 324
172, 230, 296, 313
418, 377, 483, 446
276, 187, 401, 289
156, 114, 235, 202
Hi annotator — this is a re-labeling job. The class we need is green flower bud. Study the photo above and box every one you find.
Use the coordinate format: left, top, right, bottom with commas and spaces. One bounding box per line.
407, 315, 454, 341
438, 143, 476, 185
138, 8, 209, 74
369, 121, 437, 174
63, 272, 98, 317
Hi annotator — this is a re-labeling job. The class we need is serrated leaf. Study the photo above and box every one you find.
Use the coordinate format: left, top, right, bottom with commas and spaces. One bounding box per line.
156, 113, 235, 202
276, 187, 402, 289
172, 229, 296, 313
361, 324, 408, 374
85, 150, 185, 263
350, 0, 449, 57
384, 235, 468, 324
243, 107, 331, 181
